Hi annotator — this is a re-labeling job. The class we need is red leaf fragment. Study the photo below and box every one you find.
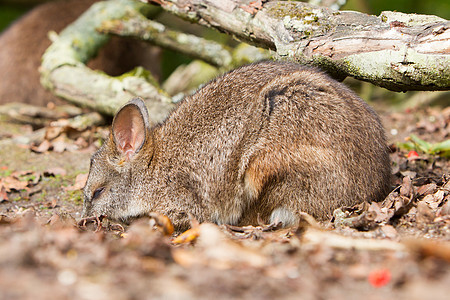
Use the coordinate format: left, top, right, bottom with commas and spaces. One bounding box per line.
407, 150, 419, 160
368, 269, 391, 288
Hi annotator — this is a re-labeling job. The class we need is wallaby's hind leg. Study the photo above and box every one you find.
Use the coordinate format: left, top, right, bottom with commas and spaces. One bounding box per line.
240, 147, 314, 226
263, 171, 341, 225
240, 145, 363, 227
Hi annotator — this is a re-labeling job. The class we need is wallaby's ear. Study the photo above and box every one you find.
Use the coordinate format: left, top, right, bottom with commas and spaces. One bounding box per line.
112, 98, 151, 160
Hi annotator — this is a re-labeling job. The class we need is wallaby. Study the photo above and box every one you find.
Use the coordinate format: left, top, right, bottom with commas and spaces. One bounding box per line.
82, 61, 391, 230
0, 0, 160, 106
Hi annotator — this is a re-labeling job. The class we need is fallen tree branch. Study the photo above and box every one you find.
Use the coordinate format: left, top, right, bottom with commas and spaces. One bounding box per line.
98, 9, 272, 70
0, 103, 84, 127
399, 91, 450, 110
145, 0, 450, 91
302, 228, 406, 252
40, 0, 174, 121
162, 60, 220, 96
98, 11, 233, 68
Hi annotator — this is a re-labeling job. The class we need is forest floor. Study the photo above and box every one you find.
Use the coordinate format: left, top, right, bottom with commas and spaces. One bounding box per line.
0, 102, 449, 300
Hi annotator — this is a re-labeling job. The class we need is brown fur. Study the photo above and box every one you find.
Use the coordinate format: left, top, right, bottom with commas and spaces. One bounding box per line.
83, 61, 391, 230
0, 0, 160, 106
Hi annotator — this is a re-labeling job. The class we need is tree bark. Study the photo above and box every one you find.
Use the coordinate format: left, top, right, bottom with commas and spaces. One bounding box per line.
144, 0, 450, 92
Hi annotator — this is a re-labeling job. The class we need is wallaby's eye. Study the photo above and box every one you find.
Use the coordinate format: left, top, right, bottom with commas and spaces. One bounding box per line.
92, 187, 105, 200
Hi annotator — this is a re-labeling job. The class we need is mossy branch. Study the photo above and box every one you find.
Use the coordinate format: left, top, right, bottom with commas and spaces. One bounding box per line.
98, 11, 233, 68
39, 0, 174, 121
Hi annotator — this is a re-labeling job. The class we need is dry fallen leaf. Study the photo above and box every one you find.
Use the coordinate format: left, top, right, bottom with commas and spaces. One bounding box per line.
416, 201, 435, 223
31, 139, 51, 153
400, 176, 414, 198
149, 212, 174, 236
0, 171, 34, 192
172, 223, 268, 269
74, 137, 88, 148
438, 200, 450, 216
0, 185, 8, 202
172, 227, 200, 244
52, 137, 67, 153
64, 173, 88, 191
44, 167, 67, 177
45, 125, 64, 140
417, 183, 437, 196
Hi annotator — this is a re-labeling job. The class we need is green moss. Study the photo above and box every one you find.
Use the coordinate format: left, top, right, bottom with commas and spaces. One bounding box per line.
165, 29, 181, 41
12, 196, 26, 202
232, 43, 271, 66
269, 2, 315, 19
0, 169, 12, 177
35, 190, 47, 203
115, 66, 162, 90
64, 190, 84, 205
273, 2, 332, 37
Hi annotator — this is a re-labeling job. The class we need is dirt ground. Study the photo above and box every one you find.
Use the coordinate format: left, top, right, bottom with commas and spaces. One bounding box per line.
0, 102, 449, 300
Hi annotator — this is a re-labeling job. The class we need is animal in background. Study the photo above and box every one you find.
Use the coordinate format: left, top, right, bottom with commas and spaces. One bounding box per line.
0, 0, 160, 106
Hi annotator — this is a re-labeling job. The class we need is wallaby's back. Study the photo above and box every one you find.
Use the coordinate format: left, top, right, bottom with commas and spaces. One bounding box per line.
157, 61, 391, 224
83, 61, 391, 230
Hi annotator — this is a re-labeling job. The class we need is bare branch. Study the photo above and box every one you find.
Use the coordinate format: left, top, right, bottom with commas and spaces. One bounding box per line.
40, 0, 174, 120
98, 11, 233, 68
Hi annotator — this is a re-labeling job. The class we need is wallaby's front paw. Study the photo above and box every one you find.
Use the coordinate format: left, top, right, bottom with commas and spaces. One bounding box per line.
77, 215, 105, 231
148, 212, 174, 236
